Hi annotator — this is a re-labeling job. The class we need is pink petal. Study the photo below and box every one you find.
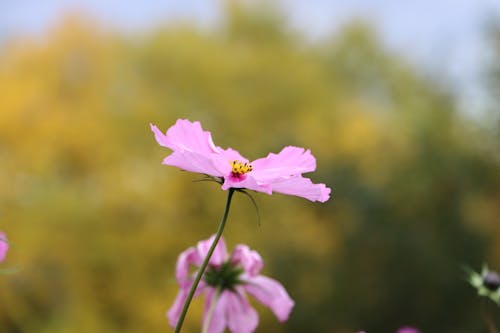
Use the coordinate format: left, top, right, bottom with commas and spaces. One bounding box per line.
197, 235, 228, 267
166, 287, 190, 327
231, 245, 263, 277
252, 146, 317, 182
151, 120, 229, 177
150, 124, 170, 148
244, 275, 294, 322
270, 176, 331, 202
203, 289, 227, 333
167, 282, 207, 327
163, 150, 224, 177
0, 232, 8, 262
225, 288, 259, 333
151, 120, 219, 154
175, 246, 201, 287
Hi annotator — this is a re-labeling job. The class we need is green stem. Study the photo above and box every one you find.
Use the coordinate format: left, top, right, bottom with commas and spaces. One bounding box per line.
174, 188, 235, 333
482, 299, 499, 333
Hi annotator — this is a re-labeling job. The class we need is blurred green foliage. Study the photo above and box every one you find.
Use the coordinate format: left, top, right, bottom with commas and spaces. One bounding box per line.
1, 3, 499, 333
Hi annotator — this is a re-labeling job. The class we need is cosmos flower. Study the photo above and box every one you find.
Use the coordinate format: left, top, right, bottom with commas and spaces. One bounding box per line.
396, 327, 421, 333
0, 232, 8, 263
167, 235, 294, 333
151, 119, 330, 202
357, 326, 420, 333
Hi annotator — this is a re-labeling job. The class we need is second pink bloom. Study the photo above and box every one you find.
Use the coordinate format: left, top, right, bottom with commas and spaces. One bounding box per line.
168, 235, 294, 333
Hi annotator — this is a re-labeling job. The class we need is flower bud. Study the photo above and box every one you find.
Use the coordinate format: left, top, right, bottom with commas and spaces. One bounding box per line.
483, 271, 500, 291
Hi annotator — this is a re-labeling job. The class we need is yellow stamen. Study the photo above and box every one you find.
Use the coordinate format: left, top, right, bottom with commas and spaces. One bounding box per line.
231, 160, 253, 176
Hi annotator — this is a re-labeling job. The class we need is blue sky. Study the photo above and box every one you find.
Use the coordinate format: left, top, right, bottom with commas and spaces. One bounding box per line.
1, 0, 499, 112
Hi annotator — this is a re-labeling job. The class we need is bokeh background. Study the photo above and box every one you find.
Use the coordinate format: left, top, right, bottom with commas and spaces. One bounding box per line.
1, 1, 500, 332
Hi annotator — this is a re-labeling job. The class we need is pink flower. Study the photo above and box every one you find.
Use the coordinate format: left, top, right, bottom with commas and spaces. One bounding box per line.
358, 327, 420, 333
396, 327, 420, 333
0, 232, 8, 263
151, 119, 331, 202
168, 235, 294, 333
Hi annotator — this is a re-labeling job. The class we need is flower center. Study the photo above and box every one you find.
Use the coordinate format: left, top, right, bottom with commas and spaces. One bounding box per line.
203, 261, 244, 291
231, 160, 253, 177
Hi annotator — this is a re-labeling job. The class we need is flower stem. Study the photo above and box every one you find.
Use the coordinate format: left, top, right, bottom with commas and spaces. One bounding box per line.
482, 299, 499, 333
174, 188, 235, 333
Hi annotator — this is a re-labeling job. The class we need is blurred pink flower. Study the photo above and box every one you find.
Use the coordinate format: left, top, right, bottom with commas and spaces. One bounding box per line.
0, 232, 8, 262
151, 119, 331, 202
356, 326, 420, 333
168, 235, 294, 333
396, 327, 420, 333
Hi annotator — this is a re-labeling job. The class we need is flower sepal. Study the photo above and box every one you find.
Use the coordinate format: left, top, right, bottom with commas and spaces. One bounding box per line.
203, 261, 245, 291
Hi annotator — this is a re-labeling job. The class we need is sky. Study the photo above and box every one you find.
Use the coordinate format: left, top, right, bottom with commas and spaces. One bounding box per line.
1, 0, 499, 112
